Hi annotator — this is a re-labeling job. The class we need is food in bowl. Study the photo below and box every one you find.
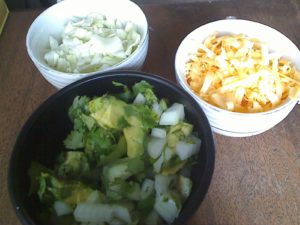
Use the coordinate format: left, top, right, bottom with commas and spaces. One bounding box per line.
175, 19, 300, 136
27, 80, 205, 225
185, 33, 300, 113
9, 72, 215, 225
26, 0, 149, 89
44, 13, 142, 73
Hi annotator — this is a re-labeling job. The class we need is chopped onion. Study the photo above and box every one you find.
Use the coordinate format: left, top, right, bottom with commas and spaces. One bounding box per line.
175, 136, 201, 160
147, 137, 166, 159
133, 93, 146, 105
152, 102, 163, 116
154, 174, 176, 195
153, 154, 164, 173
74, 203, 131, 224
163, 147, 174, 161
151, 128, 167, 139
159, 103, 185, 125
74, 203, 112, 223
154, 194, 181, 224
141, 179, 155, 200
53, 201, 73, 216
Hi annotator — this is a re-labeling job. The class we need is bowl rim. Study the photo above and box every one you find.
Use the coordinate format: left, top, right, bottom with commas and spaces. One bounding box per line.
175, 18, 300, 116
25, 0, 149, 78
8, 70, 215, 225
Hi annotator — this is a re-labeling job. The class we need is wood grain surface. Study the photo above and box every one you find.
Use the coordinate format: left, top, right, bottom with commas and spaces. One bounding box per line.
0, 1, 299, 225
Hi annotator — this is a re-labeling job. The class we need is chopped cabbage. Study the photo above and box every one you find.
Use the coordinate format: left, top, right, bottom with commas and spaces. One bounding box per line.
44, 13, 141, 73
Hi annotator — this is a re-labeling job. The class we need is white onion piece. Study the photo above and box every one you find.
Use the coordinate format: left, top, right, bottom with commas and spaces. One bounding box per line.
53, 201, 73, 216
175, 136, 201, 160
154, 174, 175, 195
164, 147, 174, 161
133, 93, 146, 105
141, 179, 155, 200
153, 154, 164, 173
154, 194, 180, 224
159, 103, 185, 125
151, 128, 167, 139
147, 137, 166, 159
152, 102, 163, 116
74, 203, 131, 224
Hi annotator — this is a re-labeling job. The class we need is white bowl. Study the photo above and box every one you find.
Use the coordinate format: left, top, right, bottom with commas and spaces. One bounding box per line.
175, 19, 300, 137
26, 0, 149, 89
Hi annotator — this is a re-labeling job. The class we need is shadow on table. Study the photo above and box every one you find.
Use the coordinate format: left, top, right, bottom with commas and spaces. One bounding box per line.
5, 0, 216, 10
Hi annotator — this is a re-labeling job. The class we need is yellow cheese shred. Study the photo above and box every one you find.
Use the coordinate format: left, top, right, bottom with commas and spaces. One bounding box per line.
185, 33, 300, 113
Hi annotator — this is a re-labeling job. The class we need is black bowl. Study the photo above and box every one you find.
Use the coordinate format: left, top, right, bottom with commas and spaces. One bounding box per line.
8, 71, 215, 225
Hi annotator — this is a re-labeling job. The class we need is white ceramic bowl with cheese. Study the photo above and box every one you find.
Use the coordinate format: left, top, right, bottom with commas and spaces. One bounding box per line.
175, 19, 300, 137
26, 0, 148, 89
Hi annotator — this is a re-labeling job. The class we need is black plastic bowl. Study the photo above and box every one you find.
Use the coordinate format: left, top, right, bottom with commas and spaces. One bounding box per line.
8, 71, 215, 225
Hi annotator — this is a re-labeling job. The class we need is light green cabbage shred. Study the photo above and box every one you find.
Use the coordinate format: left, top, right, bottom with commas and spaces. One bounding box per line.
44, 13, 141, 73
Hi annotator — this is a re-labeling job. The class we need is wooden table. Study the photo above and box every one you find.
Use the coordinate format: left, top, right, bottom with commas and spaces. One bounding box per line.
1, 0, 299, 224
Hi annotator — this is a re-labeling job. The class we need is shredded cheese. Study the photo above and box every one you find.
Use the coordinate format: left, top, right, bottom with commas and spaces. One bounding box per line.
185, 33, 300, 112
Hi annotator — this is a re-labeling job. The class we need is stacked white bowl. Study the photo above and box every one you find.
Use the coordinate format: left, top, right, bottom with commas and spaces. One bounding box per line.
26, 0, 149, 89
175, 19, 300, 137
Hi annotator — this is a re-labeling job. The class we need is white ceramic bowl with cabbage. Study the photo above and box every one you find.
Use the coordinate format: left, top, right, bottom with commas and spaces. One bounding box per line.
26, 0, 149, 89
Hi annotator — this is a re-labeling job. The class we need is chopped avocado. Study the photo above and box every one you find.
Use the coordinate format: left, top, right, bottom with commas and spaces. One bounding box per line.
169, 122, 193, 136
99, 135, 127, 165
56, 151, 90, 179
103, 157, 145, 184
167, 122, 194, 148
126, 114, 143, 127
123, 126, 146, 158
63, 183, 94, 206
89, 95, 127, 130
161, 161, 187, 175
37, 172, 93, 207
167, 133, 181, 148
